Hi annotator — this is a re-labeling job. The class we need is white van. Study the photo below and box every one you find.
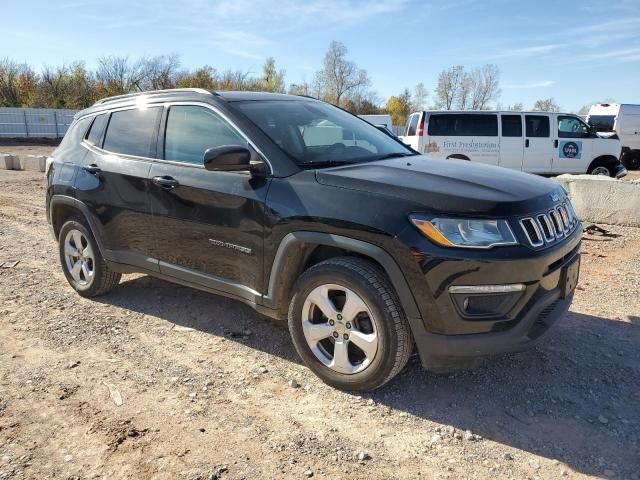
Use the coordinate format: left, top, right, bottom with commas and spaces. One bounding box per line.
400, 111, 626, 178
359, 114, 393, 128
586, 103, 640, 170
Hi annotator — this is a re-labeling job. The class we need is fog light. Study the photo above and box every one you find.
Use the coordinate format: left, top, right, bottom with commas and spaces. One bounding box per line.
449, 285, 526, 319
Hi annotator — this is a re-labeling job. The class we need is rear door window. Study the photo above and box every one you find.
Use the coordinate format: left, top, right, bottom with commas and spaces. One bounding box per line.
588, 115, 615, 132
102, 107, 161, 158
164, 105, 246, 165
406, 114, 419, 136
525, 115, 550, 137
85, 114, 108, 147
501, 115, 522, 137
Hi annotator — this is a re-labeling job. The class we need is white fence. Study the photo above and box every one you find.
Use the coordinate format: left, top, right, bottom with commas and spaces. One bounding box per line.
0, 108, 78, 138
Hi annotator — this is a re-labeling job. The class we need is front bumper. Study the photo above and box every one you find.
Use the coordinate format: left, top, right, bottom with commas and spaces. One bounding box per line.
396, 223, 581, 368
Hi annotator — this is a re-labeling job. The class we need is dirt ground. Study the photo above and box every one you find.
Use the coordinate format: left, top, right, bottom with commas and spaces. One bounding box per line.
0, 169, 639, 480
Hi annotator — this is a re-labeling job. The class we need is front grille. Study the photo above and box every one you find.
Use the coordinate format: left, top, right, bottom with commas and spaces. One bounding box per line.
519, 199, 579, 248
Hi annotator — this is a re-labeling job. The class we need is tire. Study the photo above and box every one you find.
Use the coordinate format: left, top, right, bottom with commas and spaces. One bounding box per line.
288, 256, 413, 391
624, 154, 640, 170
588, 161, 612, 177
58, 216, 121, 297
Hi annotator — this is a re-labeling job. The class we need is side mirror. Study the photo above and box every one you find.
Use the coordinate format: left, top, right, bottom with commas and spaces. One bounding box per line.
203, 146, 252, 172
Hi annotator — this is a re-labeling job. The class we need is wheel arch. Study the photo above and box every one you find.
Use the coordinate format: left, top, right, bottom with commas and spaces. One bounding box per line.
263, 232, 421, 323
49, 196, 105, 255
587, 155, 618, 175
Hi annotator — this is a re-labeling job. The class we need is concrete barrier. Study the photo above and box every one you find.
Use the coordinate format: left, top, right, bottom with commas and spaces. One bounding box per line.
0, 154, 15, 170
552, 174, 640, 227
13, 155, 46, 172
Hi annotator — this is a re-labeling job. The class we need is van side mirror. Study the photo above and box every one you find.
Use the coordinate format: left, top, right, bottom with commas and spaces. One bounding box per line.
203, 146, 252, 172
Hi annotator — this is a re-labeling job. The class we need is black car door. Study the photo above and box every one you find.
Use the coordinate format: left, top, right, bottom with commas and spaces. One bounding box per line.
147, 104, 271, 302
75, 106, 162, 272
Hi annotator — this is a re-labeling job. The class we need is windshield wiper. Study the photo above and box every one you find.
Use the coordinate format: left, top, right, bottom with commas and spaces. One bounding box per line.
373, 152, 419, 161
299, 159, 358, 169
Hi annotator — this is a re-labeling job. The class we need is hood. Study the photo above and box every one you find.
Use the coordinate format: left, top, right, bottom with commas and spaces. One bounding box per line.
315, 156, 564, 217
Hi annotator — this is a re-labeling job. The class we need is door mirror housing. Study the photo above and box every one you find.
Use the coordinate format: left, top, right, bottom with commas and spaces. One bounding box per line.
203, 146, 252, 172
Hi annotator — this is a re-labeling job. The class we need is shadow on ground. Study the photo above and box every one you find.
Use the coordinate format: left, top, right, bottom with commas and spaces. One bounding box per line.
100, 275, 640, 478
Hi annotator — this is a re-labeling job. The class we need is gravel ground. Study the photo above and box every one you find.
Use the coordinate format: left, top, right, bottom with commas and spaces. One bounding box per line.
0, 169, 639, 480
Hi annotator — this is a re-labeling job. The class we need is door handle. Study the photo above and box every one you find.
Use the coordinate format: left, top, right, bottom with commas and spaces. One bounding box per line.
554, 139, 559, 148
152, 176, 179, 189
83, 163, 101, 174
525, 139, 530, 148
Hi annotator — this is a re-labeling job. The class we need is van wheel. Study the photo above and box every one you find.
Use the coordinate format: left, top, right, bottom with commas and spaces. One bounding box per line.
588, 163, 612, 176
58, 216, 121, 297
288, 257, 413, 391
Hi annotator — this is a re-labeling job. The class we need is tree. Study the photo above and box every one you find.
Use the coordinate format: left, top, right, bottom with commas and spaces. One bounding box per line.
314, 41, 370, 107
435, 65, 465, 110
469, 64, 501, 110
175, 66, 218, 89
532, 98, 560, 112
386, 89, 412, 126
139, 54, 180, 90
0, 58, 38, 107
288, 82, 311, 97
410, 82, 428, 111
95, 56, 146, 96
261, 57, 285, 93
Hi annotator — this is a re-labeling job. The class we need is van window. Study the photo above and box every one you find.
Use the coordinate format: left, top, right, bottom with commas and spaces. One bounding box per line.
85, 114, 108, 147
501, 115, 522, 137
588, 115, 615, 132
558, 116, 589, 138
164, 106, 246, 165
525, 115, 550, 138
406, 114, 419, 136
102, 107, 161, 158
428, 114, 497, 136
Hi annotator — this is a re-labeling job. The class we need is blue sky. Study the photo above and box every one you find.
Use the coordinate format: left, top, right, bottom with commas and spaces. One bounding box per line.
5, 0, 640, 112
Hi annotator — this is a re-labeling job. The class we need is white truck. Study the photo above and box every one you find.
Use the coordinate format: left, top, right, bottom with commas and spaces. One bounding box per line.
400, 110, 626, 178
586, 103, 640, 170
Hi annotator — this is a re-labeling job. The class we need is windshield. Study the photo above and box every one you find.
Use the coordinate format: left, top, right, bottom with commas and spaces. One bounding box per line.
588, 115, 616, 132
234, 100, 414, 166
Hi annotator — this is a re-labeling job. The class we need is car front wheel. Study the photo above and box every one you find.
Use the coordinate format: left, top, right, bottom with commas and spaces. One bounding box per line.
288, 257, 413, 391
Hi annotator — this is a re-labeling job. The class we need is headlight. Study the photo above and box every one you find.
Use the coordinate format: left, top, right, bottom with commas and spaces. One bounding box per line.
409, 215, 518, 249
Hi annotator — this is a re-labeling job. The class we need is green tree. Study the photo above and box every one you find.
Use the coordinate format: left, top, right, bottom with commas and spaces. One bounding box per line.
261, 57, 285, 93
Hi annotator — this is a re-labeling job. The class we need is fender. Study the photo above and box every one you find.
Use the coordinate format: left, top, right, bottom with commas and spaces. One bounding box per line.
49, 195, 107, 255
263, 231, 422, 322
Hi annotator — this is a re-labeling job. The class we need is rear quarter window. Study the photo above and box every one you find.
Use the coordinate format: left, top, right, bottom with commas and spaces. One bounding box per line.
103, 107, 161, 158
84, 113, 108, 147
52, 116, 92, 162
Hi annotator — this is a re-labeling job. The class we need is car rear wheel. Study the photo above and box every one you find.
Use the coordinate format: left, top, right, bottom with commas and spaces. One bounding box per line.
58, 216, 121, 297
288, 256, 413, 391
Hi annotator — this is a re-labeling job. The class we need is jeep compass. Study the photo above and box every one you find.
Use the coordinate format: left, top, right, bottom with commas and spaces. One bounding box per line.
46, 89, 581, 391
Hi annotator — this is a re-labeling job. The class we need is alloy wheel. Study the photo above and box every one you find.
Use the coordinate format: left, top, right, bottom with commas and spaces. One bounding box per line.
301, 284, 379, 374
63, 229, 95, 286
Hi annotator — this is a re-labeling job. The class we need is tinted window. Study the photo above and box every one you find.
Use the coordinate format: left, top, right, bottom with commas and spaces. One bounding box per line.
588, 115, 615, 132
456, 114, 498, 136
235, 100, 412, 166
103, 107, 161, 157
164, 106, 246, 165
85, 114, 108, 147
53, 117, 92, 162
427, 115, 455, 136
428, 114, 497, 136
525, 115, 550, 138
501, 114, 522, 137
406, 114, 419, 136
558, 116, 589, 138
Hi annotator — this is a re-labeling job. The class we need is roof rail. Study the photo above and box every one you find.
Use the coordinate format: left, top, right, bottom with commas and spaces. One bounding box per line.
93, 88, 214, 106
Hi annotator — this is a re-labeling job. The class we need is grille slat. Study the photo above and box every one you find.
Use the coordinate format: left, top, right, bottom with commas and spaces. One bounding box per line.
519, 199, 579, 248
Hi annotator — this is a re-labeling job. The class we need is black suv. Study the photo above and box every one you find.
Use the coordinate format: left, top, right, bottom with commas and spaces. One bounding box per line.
46, 89, 581, 391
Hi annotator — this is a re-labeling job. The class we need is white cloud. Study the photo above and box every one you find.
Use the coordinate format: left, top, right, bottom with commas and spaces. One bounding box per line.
494, 44, 560, 58
503, 80, 555, 89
